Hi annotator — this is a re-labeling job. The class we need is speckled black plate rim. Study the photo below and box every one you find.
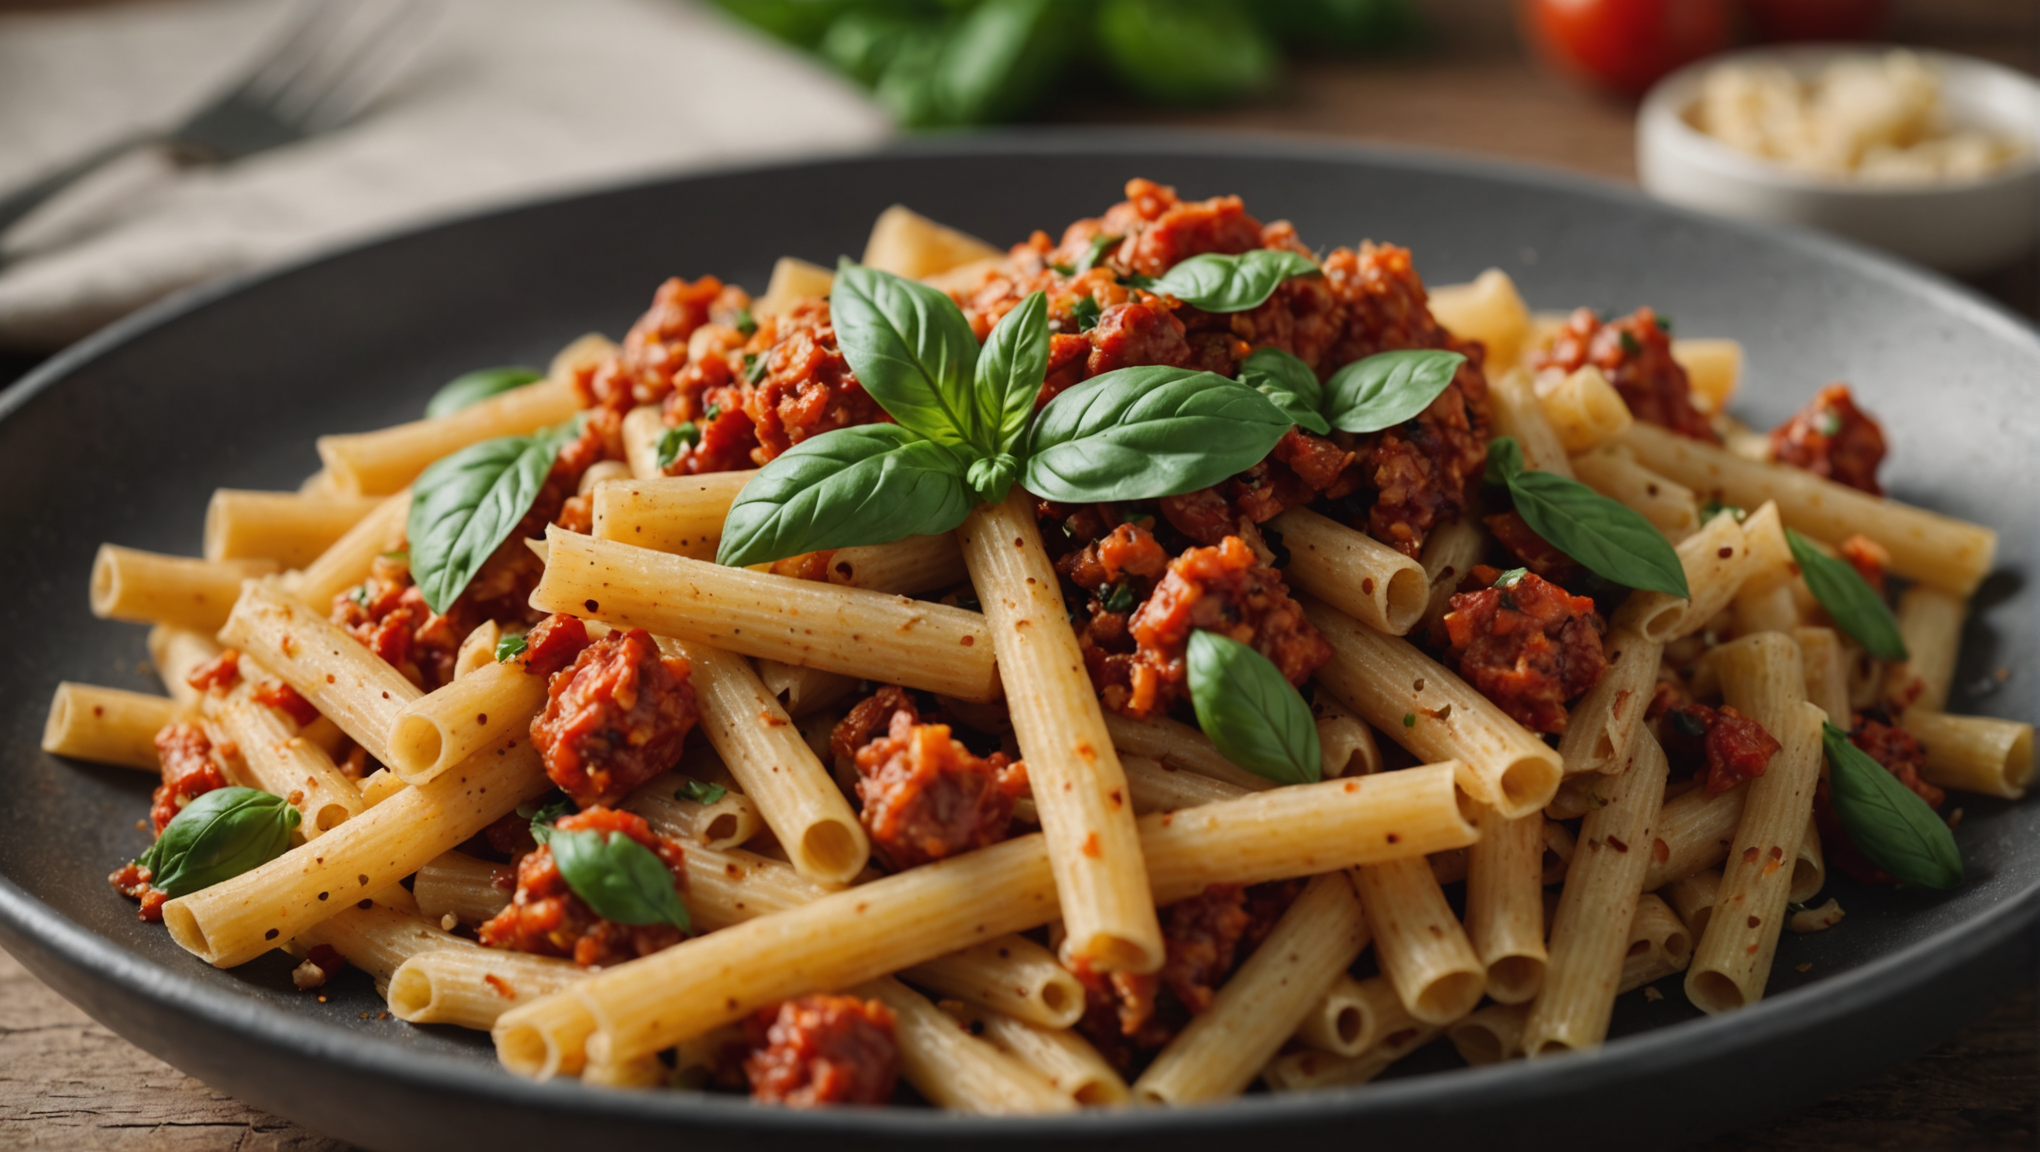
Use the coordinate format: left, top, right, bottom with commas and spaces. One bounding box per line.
2, 129, 2037, 1150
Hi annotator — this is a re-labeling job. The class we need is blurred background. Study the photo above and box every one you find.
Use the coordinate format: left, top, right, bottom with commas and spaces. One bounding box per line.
0, 0, 2037, 1147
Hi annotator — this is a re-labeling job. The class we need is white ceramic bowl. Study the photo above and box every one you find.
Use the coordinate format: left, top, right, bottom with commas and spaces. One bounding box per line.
1638, 44, 2040, 275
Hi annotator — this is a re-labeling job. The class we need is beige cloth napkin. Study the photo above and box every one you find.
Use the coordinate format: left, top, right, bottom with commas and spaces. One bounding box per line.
0, 0, 890, 349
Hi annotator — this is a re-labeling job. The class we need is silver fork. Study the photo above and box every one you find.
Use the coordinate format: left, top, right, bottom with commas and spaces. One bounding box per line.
0, 0, 433, 245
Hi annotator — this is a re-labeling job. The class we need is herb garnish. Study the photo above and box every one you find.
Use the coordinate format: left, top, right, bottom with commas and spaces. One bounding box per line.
423, 367, 544, 420
1787, 529, 1907, 660
677, 778, 728, 806
549, 826, 692, 931
136, 787, 300, 898
495, 632, 528, 662
655, 424, 700, 471
1186, 631, 1321, 786
1073, 234, 1121, 275
1485, 437, 1689, 598
1822, 722, 1959, 888
1147, 249, 1319, 313
407, 417, 581, 614
1071, 294, 1103, 333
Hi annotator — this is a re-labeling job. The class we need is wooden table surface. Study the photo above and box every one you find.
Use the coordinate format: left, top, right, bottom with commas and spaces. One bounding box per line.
2, 2, 2037, 1148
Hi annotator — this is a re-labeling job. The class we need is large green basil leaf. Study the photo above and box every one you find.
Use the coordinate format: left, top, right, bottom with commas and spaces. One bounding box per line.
424, 366, 544, 419
1237, 346, 1329, 435
1096, 0, 1278, 106
1321, 349, 1466, 433
138, 786, 300, 898
549, 827, 692, 930
931, 0, 1072, 125
832, 260, 984, 452
1186, 631, 1321, 786
1021, 366, 1293, 502
718, 424, 973, 568
1788, 529, 1908, 661
409, 421, 576, 615
1147, 249, 1318, 313
1488, 437, 1689, 598
1822, 722, 1960, 889
977, 290, 1049, 459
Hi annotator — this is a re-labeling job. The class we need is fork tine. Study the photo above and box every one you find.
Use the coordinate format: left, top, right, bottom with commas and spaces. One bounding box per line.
225, 0, 356, 109
265, 0, 431, 132
298, 3, 440, 132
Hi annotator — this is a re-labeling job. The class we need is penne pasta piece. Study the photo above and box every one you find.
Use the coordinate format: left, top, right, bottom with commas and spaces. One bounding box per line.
1133, 872, 1371, 1104
939, 1001, 1128, 1107
1670, 338, 1741, 412
861, 205, 1003, 280
454, 621, 502, 680
316, 346, 599, 496
1556, 627, 1661, 776
754, 256, 834, 319
387, 650, 552, 784
148, 626, 221, 708
1643, 784, 1744, 891
1571, 444, 1700, 543
1466, 806, 1548, 1004
622, 767, 763, 854
1661, 868, 1721, 943
904, 936, 1087, 1031
414, 850, 514, 925
162, 736, 549, 968
388, 949, 585, 1030
1541, 819, 1577, 883
1617, 892, 1693, 994
822, 533, 969, 595
619, 405, 666, 481
1303, 595, 1562, 818
533, 527, 999, 702
1488, 367, 1574, 478
90, 547, 277, 633
1618, 422, 1996, 595
217, 579, 422, 765
495, 767, 1476, 1079
1686, 634, 1826, 1014
1790, 814, 1825, 904
1313, 690, 1381, 777
1120, 754, 1248, 815
959, 491, 1159, 974
752, 660, 860, 719
1354, 856, 1485, 1025
1449, 1001, 1530, 1065
1792, 626, 1851, 722
294, 900, 474, 997
204, 489, 384, 568
1901, 710, 2034, 800
358, 768, 408, 809
42, 683, 176, 770
1271, 508, 1428, 635
1101, 712, 1272, 793
1428, 269, 1529, 369
292, 489, 410, 613
1260, 1024, 1444, 1092
589, 472, 757, 559
1417, 517, 1485, 641
1522, 732, 1670, 1055
1884, 585, 1966, 713
1536, 365, 1633, 453
655, 638, 868, 884
860, 977, 1075, 1115
1611, 510, 1752, 642
209, 659, 364, 836
1295, 974, 1413, 1058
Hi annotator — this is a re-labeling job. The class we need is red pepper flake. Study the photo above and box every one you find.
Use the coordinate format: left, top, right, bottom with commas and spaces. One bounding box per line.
485, 973, 515, 999
1080, 832, 1101, 858
1606, 836, 1629, 853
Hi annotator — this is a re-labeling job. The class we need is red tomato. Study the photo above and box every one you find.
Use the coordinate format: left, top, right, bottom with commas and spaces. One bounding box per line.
1742, 0, 1888, 41
1520, 0, 1734, 99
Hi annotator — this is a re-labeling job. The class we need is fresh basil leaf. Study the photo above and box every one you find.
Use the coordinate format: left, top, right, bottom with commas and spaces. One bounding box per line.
1186, 631, 1321, 786
139, 786, 300, 898
1074, 233, 1121, 275
1122, 272, 1156, 290
931, 0, 1072, 125
718, 425, 973, 568
1096, 0, 1278, 106
1237, 346, 1329, 435
495, 632, 528, 663
1485, 434, 1526, 488
818, 8, 923, 85
656, 423, 700, 471
677, 778, 728, 806
549, 827, 692, 930
1487, 438, 1689, 598
1022, 366, 1294, 502
408, 422, 575, 615
1788, 529, 1908, 661
1822, 722, 1960, 889
1492, 567, 1528, 588
732, 308, 757, 337
522, 796, 573, 845
976, 291, 1049, 456
1101, 582, 1138, 614
1147, 249, 1318, 313
1701, 499, 1746, 523
1071, 294, 1102, 334
965, 452, 1021, 506
832, 260, 984, 453
424, 367, 543, 420
1321, 349, 1465, 434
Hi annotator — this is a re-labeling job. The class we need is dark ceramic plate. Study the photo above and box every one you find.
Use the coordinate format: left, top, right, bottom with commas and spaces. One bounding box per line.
2, 134, 2036, 1151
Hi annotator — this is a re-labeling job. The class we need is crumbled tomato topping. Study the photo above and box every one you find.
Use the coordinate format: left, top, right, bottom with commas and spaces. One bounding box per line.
1838, 533, 1890, 594
530, 628, 697, 807
579, 275, 749, 412
150, 720, 230, 834
517, 613, 593, 679
1444, 567, 1607, 734
251, 679, 320, 727
1653, 701, 1782, 796
1532, 306, 1713, 442
332, 555, 474, 693
476, 806, 688, 968
1769, 384, 1887, 496
109, 861, 168, 922
185, 649, 240, 693
849, 701, 1027, 871
742, 994, 898, 1107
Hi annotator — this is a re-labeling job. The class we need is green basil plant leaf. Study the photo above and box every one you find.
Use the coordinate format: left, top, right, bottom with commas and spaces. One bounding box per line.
1788, 529, 1908, 661
977, 291, 1049, 457
678, 778, 728, 806
408, 419, 577, 615
1096, 0, 1279, 107
1186, 630, 1321, 786
1237, 346, 1329, 435
1822, 722, 1960, 889
1147, 249, 1318, 313
832, 260, 984, 453
1487, 437, 1689, 599
548, 827, 692, 931
1074, 233, 1121, 275
521, 796, 573, 846
138, 786, 300, 898
423, 366, 543, 420
931, 0, 1072, 125
1321, 349, 1466, 434
1022, 366, 1294, 503
495, 632, 528, 663
717, 424, 973, 568
655, 423, 700, 471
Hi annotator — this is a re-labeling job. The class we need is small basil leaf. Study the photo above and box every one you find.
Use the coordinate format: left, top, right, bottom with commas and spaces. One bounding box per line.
976, 291, 1049, 456
1071, 294, 1103, 333
424, 367, 544, 419
1321, 349, 1466, 434
142, 786, 300, 898
1484, 435, 1526, 488
1822, 722, 1960, 889
521, 796, 573, 846
1237, 346, 1329, 435
408, 422, 575, 615
1096, 0, 1279, 106
718, 425, 973, 568
832, 260, 984, 453
656, 423, 700, 471
931, 0, 1072, 125
732, 308, 757, 337
1147, 249, 1319, 313
1788, 529, 1908, 661
1022, 366, 1294, 503
678, 778, 728, 805
1186, 631, 1321, 786
966, 452, 1021, 506
549, 827, 692, 931
1492, 567, 1528, 588
495, 632, 528, 663
1074, 233, 1121, 274
1490, 437, 1688, 598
